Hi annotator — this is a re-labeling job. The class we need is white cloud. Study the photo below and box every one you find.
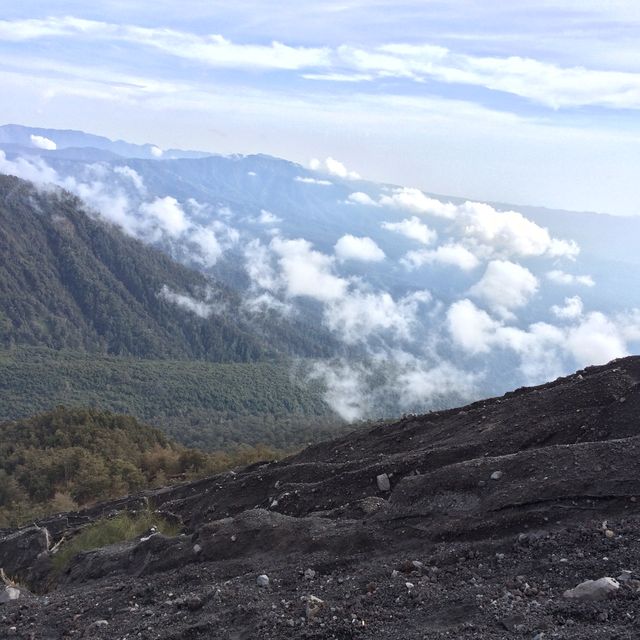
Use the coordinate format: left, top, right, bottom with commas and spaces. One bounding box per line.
257, 209, 282, 225
271, 236, 349, 302
138, 196, 190, 238
447, 298, 639, 382
243, 292, 293, 317
447, 299, 500, 355
382, 216, 437, 245
334, 234, 385, 263
324, 289, 430, 344
551, 295, 584, 320
309, 360, 369, 422
244, 239, 280, 291
469, 260, 539, 317
113, 165, 145, 192
4, 16, 640, 112
0, 17, 331, 71
189, 227, 223, 267
347, 191, 378, 206
158, 285, 217, 318
310, 157, 360, 180
30, 134, 56, 150
372, 189, 579, 261
150, 145, 163, 157
402, 243, 479, 271
295, 176, 332, 186
565, 312, 628, 367
339, 42, 640, 110
0, 150, 59, 184
380, 187, 457, 218
302, 72, 373, 83
456, 201, 579, 260
547, 270, 595, 287
397, 360, 477, 407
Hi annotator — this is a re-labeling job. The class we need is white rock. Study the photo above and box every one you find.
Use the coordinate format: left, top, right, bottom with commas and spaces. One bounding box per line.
490, 471, 503, 481
376, 473, 391, 492
563, 577, 619, 601
0, 587, 21, 604
192, 544, 202, 555
304, 568, 316, 580
257, 574, 270, 587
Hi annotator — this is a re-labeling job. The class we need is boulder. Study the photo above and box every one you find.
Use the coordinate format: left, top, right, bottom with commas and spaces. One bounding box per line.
0, 526, 50, 582
563, 577, 620, 601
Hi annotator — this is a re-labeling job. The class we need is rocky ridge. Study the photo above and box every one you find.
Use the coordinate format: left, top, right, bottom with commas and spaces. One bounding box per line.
3, 356, 640, 638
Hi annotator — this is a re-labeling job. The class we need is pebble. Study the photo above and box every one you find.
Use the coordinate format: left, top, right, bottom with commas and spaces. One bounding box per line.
376, 473, 391, 492
257, 575, 270, 588
304, 568, 316, 580
490, 471, 504, 480
305, 595, 324, 620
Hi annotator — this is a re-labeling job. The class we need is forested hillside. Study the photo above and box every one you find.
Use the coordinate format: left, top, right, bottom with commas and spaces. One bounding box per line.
0, 407, 288, 527
0, 175, 335, 361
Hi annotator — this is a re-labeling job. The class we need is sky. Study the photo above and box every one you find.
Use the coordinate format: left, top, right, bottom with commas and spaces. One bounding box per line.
0, 1, 639, 215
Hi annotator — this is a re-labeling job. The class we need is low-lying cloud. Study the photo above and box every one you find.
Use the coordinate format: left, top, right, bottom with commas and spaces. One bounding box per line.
382, 216, 437, 245
334, 234, 385, 262
30, 134, 57, 150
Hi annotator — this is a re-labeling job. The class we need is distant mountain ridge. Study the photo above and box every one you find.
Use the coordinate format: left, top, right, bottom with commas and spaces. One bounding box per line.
0, 124, 211, 160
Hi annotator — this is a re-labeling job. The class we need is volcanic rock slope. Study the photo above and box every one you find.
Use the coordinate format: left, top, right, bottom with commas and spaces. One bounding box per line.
3, 357, 640, 638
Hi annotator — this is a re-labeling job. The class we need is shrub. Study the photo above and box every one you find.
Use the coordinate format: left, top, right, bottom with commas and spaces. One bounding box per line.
51, 509, 181, 572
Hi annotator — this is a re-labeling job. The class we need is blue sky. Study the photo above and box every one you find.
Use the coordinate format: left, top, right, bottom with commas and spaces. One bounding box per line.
1, 1, 639, 215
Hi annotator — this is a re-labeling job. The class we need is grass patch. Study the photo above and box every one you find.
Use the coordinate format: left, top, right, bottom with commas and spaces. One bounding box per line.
52, 509, 181, 572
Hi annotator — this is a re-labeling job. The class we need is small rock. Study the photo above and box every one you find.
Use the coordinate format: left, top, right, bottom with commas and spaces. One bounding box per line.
185, 595, 204, 611
192, 544, 202, 555
405, 582, 414, 590
304, 568, 316, 580
604, 529, 615, 539
500, 614, 525, 631
490, 470, 503, 481
257, 574, 270, 588
0, 586, 21, 604
563, 577, 619, 601
376, 473, 391, 492
304, 595, 324, 620
617, 570, 632, 583
85, 620, 109, 632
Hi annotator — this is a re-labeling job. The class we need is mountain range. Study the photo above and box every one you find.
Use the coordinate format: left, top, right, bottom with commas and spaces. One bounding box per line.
1, 123, 640, 424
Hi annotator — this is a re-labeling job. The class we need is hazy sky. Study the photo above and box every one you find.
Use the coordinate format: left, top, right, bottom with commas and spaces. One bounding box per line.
1, 1, 639, 215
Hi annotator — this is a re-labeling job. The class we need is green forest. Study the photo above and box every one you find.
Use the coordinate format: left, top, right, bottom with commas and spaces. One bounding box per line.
0, 347, 345, 450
